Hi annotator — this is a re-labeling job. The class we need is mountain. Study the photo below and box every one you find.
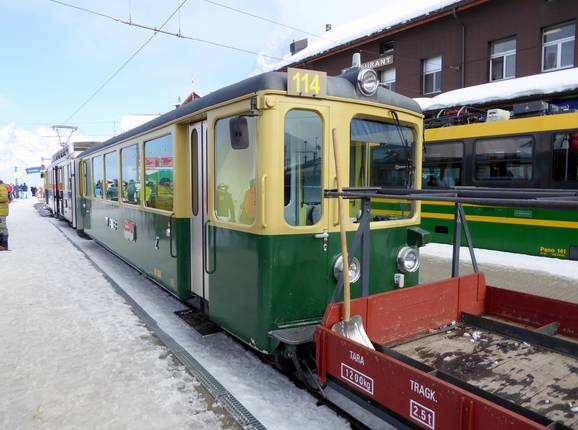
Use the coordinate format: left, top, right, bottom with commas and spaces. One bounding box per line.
0, 124, 75, 187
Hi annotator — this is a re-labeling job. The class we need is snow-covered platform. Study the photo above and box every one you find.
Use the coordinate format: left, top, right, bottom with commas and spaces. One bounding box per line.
0, 199, 352, 430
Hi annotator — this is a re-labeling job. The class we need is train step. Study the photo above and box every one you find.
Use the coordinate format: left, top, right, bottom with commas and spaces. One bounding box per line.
174, 309, 222, 336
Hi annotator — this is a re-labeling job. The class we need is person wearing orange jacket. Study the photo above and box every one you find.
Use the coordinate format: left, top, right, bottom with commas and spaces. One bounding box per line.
0, 179, 10, 250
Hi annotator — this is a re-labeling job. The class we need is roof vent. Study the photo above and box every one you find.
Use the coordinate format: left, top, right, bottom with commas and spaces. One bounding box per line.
290, 38, 308, 56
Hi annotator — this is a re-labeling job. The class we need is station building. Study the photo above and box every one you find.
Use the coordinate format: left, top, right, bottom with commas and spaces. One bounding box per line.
275, 0, 578, 111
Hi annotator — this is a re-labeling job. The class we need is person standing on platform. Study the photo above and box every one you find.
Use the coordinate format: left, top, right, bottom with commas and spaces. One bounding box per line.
0, 179, 10, 251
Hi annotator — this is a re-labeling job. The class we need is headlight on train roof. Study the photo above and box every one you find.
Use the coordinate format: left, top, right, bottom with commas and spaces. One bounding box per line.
397, 246, 420, 273
357, 68, 379, 96
333, 255, 361, 284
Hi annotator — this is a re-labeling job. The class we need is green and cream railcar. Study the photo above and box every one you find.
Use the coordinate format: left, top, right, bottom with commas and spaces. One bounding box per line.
46, 141, 97, 228
76, 68, 427, 353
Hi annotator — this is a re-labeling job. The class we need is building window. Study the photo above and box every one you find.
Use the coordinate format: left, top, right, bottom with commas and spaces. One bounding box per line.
542, 22, 575, 71
490, 37, 516, 81
381, 68, 396, 91
423, 56, 442, 95
214, 115, 256, 225
380, 41, 394, 56
475, 136, 534, 181
145, 135, 174, 211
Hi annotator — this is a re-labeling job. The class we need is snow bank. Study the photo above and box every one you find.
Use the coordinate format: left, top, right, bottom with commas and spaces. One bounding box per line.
415, 67, 578, 111
260, 0, 462, 72
422, 243, 578, 282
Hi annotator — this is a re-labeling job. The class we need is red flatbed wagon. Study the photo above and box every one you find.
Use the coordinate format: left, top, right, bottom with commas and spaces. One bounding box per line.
316, 273, 578, 429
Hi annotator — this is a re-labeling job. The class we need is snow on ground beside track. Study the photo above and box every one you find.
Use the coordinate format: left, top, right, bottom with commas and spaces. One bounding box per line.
422, 243, 578, 281
56, 210, 352, 430
0, 198, 233, 430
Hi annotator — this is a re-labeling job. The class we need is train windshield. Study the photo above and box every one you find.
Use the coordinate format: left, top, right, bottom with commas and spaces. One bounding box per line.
349, 117, 415, 222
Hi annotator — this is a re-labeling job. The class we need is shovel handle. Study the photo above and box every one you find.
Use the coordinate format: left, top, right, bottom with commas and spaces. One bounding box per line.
332, 128, 351, 322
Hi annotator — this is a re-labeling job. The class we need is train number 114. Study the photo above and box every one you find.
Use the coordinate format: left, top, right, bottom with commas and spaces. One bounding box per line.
287, 68, 327, 98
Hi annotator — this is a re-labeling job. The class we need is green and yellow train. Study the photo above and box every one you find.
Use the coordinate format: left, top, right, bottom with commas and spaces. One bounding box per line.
49, 67, 428, 355
422, 111, 578, 260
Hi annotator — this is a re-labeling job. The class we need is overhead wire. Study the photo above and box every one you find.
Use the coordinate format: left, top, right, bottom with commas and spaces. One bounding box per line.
47, 0, 284, 62
53, 0, 189, 123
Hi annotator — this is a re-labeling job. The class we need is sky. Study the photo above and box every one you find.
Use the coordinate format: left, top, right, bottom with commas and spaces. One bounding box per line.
0, 0, 434, 185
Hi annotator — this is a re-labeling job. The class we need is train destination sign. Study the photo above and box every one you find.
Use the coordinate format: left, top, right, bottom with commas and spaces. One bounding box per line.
287, 68, 327, 98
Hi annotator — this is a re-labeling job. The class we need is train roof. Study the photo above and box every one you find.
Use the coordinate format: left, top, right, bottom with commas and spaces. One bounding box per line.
425, 111, 578, 141
81, 70, 421, 157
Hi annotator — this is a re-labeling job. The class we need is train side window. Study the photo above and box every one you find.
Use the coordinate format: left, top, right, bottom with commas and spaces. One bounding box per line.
552, 132, 578, 182
121, 144, 141, 205
83, 161, 88, 197
349, 117, 415, 222
144, 135, 174, 211
84, 160, 92, 197
191, 129, 199, 216
104, 151, 119, 202
284, 110, 323, 226
92, 156, 103, 199
422, 141, 463, 187
475, 136, 534, 181
214, 115, 256, 225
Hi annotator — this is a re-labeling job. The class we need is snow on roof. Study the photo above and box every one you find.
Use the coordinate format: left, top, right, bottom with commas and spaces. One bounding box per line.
415, 67, 578, 111
261, 0, 465, 72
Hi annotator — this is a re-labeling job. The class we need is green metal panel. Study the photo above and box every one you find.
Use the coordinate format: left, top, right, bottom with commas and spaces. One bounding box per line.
208, 225, 419, 353
421, 203, 578, 259
82, 197, 190, 298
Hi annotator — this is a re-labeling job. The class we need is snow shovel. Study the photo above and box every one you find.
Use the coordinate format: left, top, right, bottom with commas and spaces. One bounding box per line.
330, 128, 375, 350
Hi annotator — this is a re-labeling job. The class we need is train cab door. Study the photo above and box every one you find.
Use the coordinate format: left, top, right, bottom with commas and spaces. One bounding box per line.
52, 166, 60, 217
189, 121, 210, 305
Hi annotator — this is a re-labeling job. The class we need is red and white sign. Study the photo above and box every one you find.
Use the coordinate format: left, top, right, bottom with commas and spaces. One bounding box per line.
123, 221, 136, 242
340, 363, 374, 395
410, 399, 435, 429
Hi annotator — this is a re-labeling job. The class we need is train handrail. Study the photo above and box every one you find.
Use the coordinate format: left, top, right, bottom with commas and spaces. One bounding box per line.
169, 212, 176, 258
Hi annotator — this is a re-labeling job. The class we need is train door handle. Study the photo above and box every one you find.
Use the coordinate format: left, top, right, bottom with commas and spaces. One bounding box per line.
314, 228, 329, 252
168, 213, 176, 258
203, 221, 216, 274
314, 231, 328, 240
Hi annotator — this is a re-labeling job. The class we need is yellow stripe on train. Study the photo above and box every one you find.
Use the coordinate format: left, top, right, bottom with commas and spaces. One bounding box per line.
421, 212, 578, 229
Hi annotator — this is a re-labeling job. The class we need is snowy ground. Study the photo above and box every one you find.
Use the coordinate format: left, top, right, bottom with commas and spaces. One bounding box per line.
0, 199, 351, 430
0, 199, 239, 429
420, 243, 578, 303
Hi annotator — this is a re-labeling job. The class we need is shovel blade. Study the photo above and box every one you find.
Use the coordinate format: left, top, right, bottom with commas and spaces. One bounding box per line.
332, 315, 375, 350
